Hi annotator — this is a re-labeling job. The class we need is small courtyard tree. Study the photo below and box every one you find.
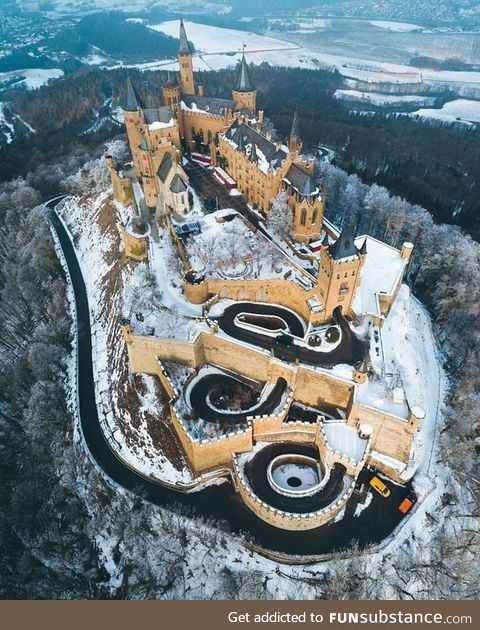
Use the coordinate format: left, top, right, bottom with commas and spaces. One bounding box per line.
268, 191, 292, 241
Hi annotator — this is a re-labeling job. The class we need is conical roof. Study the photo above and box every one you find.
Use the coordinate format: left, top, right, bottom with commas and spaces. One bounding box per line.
359, 237, 367, 255
290, 109, 302, 144
179, 18, 191, 55
237, 129, 246, 151
125, 77, 142, 112
234, 52, 254, 92
329, 223, 358, 260
249, 141, 258, 162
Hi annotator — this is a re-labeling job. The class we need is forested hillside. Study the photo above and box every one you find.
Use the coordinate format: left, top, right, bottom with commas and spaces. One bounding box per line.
0, 137, 478, 597
2, 64, 479, 238
47, 13, 185, 63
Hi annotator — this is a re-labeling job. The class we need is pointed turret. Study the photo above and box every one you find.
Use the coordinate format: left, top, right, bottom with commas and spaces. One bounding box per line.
290, 109, 302, 144
177, 18, 195, 95
322, 232, 329, 246
237, 128, 246, 152
249, 141, 258, 162
232, 50, 257, 112
235, 52, 254, 92
289, 108, 302, 154
359, 237, 367, 256
329, 222, 358, 260
124, 77, 141, 112
178, 18, 191, 55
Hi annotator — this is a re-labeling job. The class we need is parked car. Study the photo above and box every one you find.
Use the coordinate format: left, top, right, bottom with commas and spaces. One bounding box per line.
369, 476, 391, 498
398, 491, 417, 514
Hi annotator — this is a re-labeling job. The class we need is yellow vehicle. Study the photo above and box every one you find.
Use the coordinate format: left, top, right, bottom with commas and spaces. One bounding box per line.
369, 476, 391, 498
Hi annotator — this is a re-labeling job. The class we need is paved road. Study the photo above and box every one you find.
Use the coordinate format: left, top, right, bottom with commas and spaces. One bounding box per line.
184, 160, 272, 239
217, 301, 368, 368
245, 443, 346, 514
48, 200, 413, 559
190, 375, 287, 424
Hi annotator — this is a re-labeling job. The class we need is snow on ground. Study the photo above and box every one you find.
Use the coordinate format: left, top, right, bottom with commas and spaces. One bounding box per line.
352, 236, 406, 318
0, 68, 64, 90
185, 212, 293, 281
57, 192, 194, 485
109, 19, 480, 103
356, 283, 444, 479
334, 89, 436, 107
409, 98, 480, 125
370, 21, 424, 32
323, 422, 368, 463
150, 20, 295, 55
0, 103, 14, 144
149, 227, 204, 317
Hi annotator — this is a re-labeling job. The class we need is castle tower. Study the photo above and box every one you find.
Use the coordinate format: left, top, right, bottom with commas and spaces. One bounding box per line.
162, 81, 181, 107
123, 77, 145, 179
232, 51, 256, 113
178, 18, 195, 96
317, 225, 366, 320
289, 109, 303, 156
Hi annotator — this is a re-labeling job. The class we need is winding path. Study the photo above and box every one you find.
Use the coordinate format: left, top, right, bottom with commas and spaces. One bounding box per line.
48, 202, 412, 560
189, 375, 287, 424
217, 302, 368, 368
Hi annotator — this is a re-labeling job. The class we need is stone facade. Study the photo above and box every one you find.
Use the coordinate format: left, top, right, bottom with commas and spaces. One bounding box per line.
117, 20, 326, 244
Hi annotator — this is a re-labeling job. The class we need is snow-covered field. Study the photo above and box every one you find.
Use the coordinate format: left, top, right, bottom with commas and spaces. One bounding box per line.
410, 98, 480, 125
151, 20, 294, 55
0, 68, 64, 90
370, 20, 424, 32
114, 19, 480, 112
334, 89, 436, 107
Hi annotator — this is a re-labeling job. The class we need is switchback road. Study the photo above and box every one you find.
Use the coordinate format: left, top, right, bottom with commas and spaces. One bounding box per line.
48, 201, 412, 561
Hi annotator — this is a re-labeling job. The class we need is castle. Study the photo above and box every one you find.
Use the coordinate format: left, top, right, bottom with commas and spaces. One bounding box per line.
107, 21, 424, 533
115, 18, 324, 243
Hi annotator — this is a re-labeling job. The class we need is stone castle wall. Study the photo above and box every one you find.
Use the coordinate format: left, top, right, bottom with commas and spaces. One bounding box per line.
348, 401, 415, 464
185, 276, 327, 325
232, 454, 355, 531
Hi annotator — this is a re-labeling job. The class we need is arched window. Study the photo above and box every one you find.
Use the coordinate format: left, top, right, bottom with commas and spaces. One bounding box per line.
207, 130, 212, 144
300, 208, 307, 226
312, 208, 318, 224
199, 129, 205, 143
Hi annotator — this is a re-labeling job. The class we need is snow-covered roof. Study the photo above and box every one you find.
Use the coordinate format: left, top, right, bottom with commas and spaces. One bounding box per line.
224, 121, 288, 173
149, 118, 175, 131
181, 95, 235, 116
283, 164, 320, 197
354, 376, 409, 419
323, 422, 368, 463
144, 106, 175, 125
352, 236, 406, 318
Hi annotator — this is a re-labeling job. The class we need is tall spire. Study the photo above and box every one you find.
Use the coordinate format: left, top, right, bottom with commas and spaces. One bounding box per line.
248, 141, 258, 162
290, 108, 302, 145
179, 18, 191, 55
124, 76, 141, 112
234, 51, 254, 92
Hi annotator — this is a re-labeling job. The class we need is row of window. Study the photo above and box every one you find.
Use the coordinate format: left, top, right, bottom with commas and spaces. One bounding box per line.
191, 128, 215, 144
299, 207, 318, 226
